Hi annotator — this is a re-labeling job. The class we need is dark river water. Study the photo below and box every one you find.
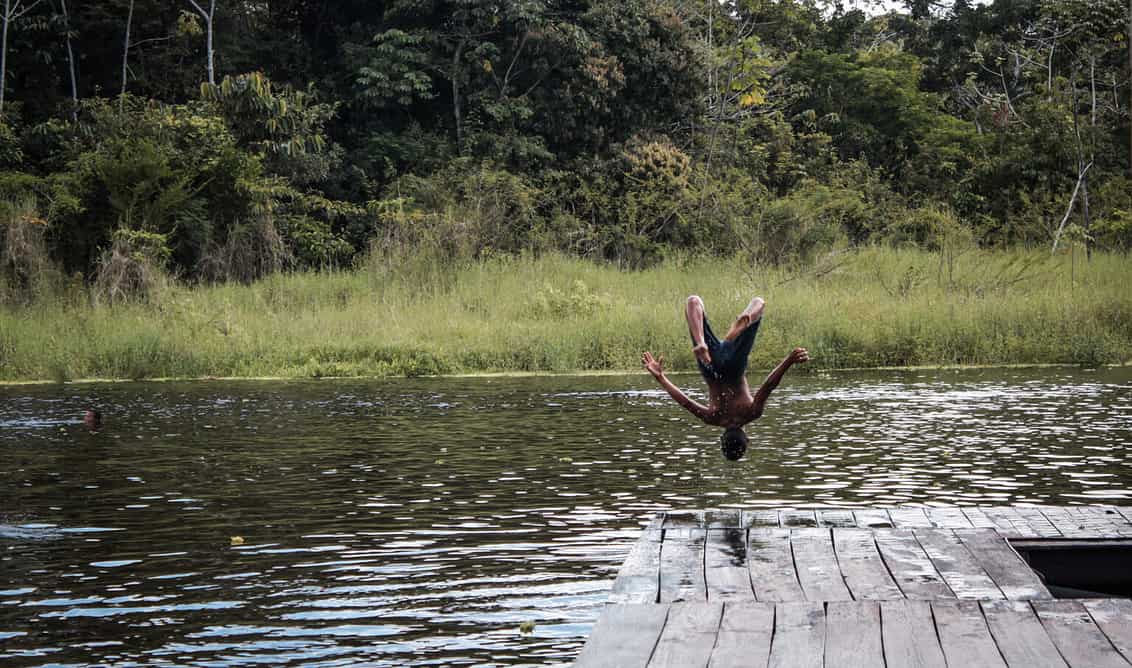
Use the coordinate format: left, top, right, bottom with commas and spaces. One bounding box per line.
2, 367, 1131, 666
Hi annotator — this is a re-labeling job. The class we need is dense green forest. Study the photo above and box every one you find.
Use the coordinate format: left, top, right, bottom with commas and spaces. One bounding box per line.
0, 0, 1130, 302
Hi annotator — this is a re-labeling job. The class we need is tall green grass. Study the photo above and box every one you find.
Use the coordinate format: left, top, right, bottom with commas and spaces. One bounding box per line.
1, 247, 1129, 382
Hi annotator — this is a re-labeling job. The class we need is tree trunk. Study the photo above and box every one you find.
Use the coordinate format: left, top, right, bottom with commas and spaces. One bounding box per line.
0, 0, 43, 114
1052, 161, 1091, 253
206, 0, 214, 84
120, 0, 133, 108
1047, 44, 1053, 98
187, 0, 215, 84
1, 0, 10, 114
1062, 71, 1092, 258
707, 0, 713, 117
60, 0, 77, 120
1081, 171, 1092, 259
1082, 54, 1091, 260
1090, 54, 1096, 127
452, 36, 466, 153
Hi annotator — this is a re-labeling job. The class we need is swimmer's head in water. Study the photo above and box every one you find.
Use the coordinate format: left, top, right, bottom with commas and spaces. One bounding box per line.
720, 427, 748, 461
84, 409, 102, 432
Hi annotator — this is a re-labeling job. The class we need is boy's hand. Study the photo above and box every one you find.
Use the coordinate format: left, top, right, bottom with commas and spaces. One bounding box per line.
641, 351, 665, 378
692, 343, 712, 366
790, 347, 810, 364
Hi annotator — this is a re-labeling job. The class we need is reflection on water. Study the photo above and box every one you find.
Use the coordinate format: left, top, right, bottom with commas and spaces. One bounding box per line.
1, 367, 1131, 665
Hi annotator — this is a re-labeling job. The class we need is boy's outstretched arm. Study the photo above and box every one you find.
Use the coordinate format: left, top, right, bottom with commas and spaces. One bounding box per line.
642, 351, 711, 422
751, 347, 810, 418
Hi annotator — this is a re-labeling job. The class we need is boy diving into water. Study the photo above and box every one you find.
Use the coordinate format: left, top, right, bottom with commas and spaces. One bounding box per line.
641, 295, 809, 460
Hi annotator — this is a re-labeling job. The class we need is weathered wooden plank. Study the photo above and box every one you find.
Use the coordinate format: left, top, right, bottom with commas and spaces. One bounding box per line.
705, 529, 755, 602
1083, 599, 1132, 663
647, 602, 723, 668
664, 527, 704, 542
825, 601, 884, 668
880, 600, 947, 668
768, 602, 825, 668
780, 509, 818, 527
790, 528, 852, 601
1038, 507, 1099, 539
932, 600, 1008, 668
659, 529, 706, 603
747, 529, 804, 602
574, 604, 670, 668
854, 509, 895, 528
890, 507, 934, 529
1115, 506, 1132, 526
817, 508, 858, 527
708, 602, 775, 668
610, 531, 661, 604
664, 510, 704, 529
704, 509, 741, 529
742, 509, 781, 528
981, 600, 1068, 668
833, 529, 903, 600
873, 530, 955, 600
982, 508, 1033, 538
925, 506, 974, 529
1097, 506, 1132, 536
1064, 506, 1132, 538
914, 529, 1004, 600
961, 507, 1001, 530
955, 529, 1051, 600
1014, 507, 1062, 538
1034, 600, 1132, 668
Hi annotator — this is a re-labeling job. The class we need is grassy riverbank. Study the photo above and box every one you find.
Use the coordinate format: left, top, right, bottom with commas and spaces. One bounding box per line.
1, 248, 1130, 382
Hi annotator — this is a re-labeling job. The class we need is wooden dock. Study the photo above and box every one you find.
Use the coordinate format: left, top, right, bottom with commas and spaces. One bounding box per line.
576, 506, 1132, 667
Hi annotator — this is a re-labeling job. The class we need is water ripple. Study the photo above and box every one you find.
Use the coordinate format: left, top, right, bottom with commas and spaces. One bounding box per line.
1, 367, 1130, 665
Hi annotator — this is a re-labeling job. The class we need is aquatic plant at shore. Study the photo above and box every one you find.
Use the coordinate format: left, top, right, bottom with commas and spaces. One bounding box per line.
0, 248, 1129, 382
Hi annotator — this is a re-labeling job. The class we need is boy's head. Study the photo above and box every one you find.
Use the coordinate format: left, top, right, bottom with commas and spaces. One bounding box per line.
84, 409, 102, 432
720, 427, 748, 461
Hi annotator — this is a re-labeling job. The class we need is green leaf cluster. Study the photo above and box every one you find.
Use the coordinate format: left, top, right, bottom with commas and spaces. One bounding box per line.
1, 0, 1131, 289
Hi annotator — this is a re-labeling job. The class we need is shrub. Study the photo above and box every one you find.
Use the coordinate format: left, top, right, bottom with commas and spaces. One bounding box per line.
740, 184, 851, 264
613, 137, 696, 266
1091, 176, 1132, 252
0, 118, 23, 168
884, 206, 972, 252
0, 197, 61, 304
373, 159, 541, 261
542, 137, 760, 267
1093, 210, 1132, 252
198, 212, 291, 284
527, 280, 612, 318
23, 95, 355, 280
92, 229, 171, 304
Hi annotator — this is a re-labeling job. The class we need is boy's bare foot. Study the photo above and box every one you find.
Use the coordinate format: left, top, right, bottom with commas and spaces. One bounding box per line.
693, 343, 712, 365
725, 298, 765, 341
723, 314, 750, 341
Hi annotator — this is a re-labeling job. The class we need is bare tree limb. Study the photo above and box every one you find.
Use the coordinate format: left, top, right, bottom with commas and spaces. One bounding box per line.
1051, 160, 1092, 254
58, 0, 77, 120
0, 0, 43, 112
131, 35, 173, 48
120, 0, 133, 109
185, 0, 216, 84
